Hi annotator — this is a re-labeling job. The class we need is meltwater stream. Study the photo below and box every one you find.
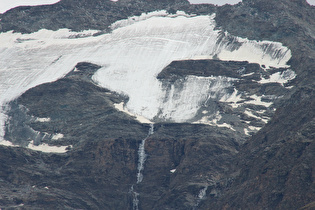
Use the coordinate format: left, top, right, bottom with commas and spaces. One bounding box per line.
130, 124, 154, 210
195, 186, 208, 208
137, 124, 154, 183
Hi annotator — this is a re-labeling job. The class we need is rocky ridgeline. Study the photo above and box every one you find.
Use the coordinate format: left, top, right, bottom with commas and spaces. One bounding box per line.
0, 0, 314, 209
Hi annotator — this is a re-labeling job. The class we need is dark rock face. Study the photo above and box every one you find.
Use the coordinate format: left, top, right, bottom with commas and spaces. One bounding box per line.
202, 87, 315, 210
158, 59, 293, 137
5, 62, 148, 148
2, 61, 240, 209
158, 60, 261, 80
0, 0, 203, 33
200, 1, 315, 209
1, 0, 315, 209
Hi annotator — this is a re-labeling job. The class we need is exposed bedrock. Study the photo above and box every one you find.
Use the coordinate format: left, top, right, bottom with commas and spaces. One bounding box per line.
2, 61, 240, 209
0, 0, 314, 209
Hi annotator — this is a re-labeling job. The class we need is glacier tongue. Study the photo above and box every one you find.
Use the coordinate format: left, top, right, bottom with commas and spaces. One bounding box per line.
0, 11, 293, 141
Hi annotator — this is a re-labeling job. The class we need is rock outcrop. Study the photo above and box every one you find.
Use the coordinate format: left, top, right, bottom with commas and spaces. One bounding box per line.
0, 0, 314, 209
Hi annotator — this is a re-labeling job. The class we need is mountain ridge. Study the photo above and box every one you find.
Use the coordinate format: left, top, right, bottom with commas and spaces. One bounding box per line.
0, 0, 314, 209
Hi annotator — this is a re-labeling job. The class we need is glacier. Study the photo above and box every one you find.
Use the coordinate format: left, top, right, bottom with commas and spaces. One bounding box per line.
0, 10, 294, 146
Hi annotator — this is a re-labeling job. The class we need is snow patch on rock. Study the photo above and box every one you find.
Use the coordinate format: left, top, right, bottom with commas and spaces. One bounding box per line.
0, 0, 61, 14
27, 140, 71, 153
35, 117, 51, 122
51, 133, 64, 140
258, 69, 296, 86
0, 11, 292, 142
217, 38, 291, 69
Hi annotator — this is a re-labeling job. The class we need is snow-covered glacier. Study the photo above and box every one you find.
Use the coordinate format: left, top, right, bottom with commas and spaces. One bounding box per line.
0, 10, 294, 144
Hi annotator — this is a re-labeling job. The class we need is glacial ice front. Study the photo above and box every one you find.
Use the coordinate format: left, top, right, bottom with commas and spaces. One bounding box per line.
0, 10, 293, 143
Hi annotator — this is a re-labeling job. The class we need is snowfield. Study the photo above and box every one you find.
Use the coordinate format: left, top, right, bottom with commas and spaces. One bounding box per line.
0, 11, 294, 150
0, 0, 61, 13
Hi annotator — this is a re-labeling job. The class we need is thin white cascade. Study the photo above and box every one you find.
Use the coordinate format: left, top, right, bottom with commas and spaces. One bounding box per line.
130, 124, 154, 209
129, 185, 139, 210
136, 124, 154, 184
194, 186, 208, 209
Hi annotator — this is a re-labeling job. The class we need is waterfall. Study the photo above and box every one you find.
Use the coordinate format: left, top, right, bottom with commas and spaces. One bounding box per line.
129, 185, 139, 210
194, 186, 208, 209
198, 186, 207, 200
130, 124, 154, 209
136, 124, 154, 184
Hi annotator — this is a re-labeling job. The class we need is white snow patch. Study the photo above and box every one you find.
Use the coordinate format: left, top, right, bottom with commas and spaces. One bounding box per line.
193, 116, 213, 125
35, 117, 51, 122
244, 109, 259, 119
244, 109, 269, 123
248, 125, 261, 131
218, 39, 291, 69
193, 112, 235, 131
244, 128, 250, 136
27, 140, 71, 153
0, 139, 19, 147
198, 186, 208, 199
51, 133, 64, 140
217, 123, 235, 130
244, 95, 272, 107
256, 110, 266, 114
159, 76, 236, 122
0, 0, 61, 13
111, 10, 198, 31
306, 0, 315, 6
170, 169, 176, 173
219, 88, 243, 108
114, 102, 153, 124
241, 72, 255, 77
189, 0, 241, 6
0, 138, 71, 153
258, 69, 296, 86
244, 126, 262, 135
0, 111, 8, 142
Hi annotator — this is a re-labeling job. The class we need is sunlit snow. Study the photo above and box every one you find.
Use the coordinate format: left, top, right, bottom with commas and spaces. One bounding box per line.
0, 139, 70, 153
159, 75, 237, 122
258, 69, 296, 86
27, 140, 71, 153
114, 102, 153, 123
188, 0, 241, 6
306, 0, 315, 6
51, 133, 64, 140
170, 169, 176, 173
217, 38, 291, 69
0, 10, 292, 144
243, 95, 273, 107
0, 0, 61, 13
35, 117, 51, 122
219, 88, 242, 108
189, 0, 315, 6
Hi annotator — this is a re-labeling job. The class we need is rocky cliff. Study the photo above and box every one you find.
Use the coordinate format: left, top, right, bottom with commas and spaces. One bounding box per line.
0, 0, 314, 209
